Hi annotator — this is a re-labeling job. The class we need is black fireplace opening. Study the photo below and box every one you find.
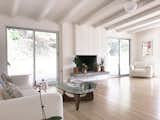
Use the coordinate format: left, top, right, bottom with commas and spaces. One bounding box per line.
77, 55, 97, 72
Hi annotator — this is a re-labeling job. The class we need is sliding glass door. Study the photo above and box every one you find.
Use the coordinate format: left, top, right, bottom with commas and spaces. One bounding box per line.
107, 38, 130, 76
35, 31, 57, 83
7, 27, 58, 84
107, 38, 119, 76
7, 28, 34, 80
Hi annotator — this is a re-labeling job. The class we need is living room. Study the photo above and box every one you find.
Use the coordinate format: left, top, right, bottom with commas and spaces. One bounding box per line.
0, 0, 160, 120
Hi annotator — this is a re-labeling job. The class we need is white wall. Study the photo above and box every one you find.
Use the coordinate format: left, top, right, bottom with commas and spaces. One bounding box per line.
132, 27, 160, 76
61, 23, 75, 81
75, 25, 106, 57
0, 15, 60, 76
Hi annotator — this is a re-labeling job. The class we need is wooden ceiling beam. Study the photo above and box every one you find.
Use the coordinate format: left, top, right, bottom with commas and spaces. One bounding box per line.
11, 0, 20, 17
117, 14, 160, 31
111, 5, 160, 30
60, 0, 90, 22
80, 0, 123, 25
95, 0, 160, 28
128, 22, 160, 33
121, 18, 160, 32
37, 0, 56, 20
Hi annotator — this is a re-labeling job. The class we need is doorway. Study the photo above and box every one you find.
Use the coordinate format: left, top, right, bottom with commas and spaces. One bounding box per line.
7, 27, 58, 84
107, 38, 130, 76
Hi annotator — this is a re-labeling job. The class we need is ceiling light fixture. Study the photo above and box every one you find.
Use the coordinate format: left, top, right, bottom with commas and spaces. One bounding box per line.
124, 0, 138, 13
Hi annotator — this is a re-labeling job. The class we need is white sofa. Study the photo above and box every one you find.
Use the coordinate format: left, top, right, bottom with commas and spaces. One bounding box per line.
0, 93, 63, 120
0, 75, 63, 120
130, 62, 153, 78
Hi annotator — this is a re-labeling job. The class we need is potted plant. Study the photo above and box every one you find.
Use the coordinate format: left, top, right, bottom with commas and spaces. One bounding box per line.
94, 63, 101, 72
81, 63, 88, 73
100, 58, 105, 72
73, 56, 81, 74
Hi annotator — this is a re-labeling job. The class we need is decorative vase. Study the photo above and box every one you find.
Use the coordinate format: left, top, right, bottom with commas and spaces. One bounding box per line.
82, 68, 87, 73
101, 66, 105, 72
73, 67, 79, 74
96, 66, 100, 72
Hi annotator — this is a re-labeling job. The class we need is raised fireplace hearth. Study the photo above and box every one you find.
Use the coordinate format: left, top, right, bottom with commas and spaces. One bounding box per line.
70, 71, 109, 82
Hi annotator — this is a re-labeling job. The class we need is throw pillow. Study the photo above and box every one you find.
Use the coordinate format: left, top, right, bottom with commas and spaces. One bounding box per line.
1, 73, 12, 84
1, 88, 12, 100
0, 79, 6, 88
0, 85, 4, 100
5, 82, 23, 98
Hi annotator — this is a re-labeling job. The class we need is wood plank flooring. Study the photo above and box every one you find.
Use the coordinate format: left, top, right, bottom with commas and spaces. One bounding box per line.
63, 77, 160, 120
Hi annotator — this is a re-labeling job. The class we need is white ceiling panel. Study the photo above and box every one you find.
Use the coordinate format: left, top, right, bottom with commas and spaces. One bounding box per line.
0, 0, 158, 32
47, 0, 80, 21
0, 0, 13, 15
17, 0, 46, 18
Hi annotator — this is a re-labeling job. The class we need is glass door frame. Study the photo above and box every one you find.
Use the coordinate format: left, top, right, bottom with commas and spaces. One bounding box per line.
119, 39, 131, 76
6, 26, 60, 85
107, 37, 131, 77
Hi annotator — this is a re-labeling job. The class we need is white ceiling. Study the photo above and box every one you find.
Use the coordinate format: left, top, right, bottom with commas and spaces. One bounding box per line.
0, 0, 160, 33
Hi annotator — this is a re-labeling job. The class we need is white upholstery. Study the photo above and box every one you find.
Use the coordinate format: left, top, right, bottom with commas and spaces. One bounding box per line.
130, 62, 153, 78
10, 75, 33, 89
0, 76, 63, 120
0, 93, 63, 120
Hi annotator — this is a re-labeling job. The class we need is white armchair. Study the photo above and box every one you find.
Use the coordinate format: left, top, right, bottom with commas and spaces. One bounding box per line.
130, 62, 153, 78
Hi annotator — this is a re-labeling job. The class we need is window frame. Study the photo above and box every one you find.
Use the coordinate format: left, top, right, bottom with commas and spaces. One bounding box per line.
6, 26, 60, 85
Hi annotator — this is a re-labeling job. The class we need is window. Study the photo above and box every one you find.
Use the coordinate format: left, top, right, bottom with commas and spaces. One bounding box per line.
106, 38, 130, 76
7, 27, 58, 84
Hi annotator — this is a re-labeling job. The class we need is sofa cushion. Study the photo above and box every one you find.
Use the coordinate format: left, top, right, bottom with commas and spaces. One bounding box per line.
1, 82, 23, 100
1, 73, 12, 84
0, 85, 5, 100
6, 82, 23, 98
10, 75, 33, 89
0, 79, 6, 88
20, 88, 38, 96
134, 68, 146, 73
1, 88, 12, 100
0, 93, 63, 120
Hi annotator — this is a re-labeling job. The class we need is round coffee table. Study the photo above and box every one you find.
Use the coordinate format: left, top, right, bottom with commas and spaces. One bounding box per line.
55, 82, 96, 111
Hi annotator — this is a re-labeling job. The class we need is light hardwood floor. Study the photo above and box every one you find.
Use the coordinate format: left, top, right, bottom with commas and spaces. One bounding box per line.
63, 77, 160, 120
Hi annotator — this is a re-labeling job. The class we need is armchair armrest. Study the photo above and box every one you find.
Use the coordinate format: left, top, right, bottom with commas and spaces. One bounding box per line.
130, 65, 134, 71
145, 65, 153, 72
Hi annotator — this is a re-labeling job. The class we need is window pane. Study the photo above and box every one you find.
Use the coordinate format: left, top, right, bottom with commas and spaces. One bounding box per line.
120, 40, 130, 75
107, 38, 119, 76
35, 31, 57, 83
7, 28, 33, 79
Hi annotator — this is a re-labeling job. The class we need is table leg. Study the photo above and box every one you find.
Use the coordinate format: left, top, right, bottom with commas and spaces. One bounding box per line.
74, 94, 80, 111
80, 92, 94, 101
63, 91, 75, 101
62, 91, 94, 111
